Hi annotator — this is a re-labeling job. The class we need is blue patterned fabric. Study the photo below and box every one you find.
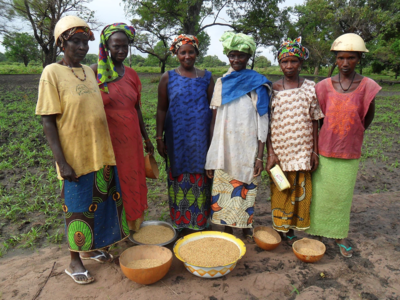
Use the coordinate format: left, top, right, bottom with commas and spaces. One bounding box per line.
165, 70, 212, 177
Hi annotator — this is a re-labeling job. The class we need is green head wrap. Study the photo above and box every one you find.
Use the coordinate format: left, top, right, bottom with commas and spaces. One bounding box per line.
220, 32, 256, 56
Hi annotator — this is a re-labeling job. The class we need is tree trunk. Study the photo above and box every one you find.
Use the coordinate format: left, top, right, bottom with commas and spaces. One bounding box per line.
183, 0, 203, 34
359, 65, 363, 75
43, 43, 57, 67
23, 56, 28, 67
327, 63, 337, 77
313, 65, 319, 75
160, 60, 166, 74
250, 53, 255, 70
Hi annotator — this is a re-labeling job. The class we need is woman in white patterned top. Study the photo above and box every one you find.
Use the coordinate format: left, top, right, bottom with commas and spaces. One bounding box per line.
266, 37, 324, 244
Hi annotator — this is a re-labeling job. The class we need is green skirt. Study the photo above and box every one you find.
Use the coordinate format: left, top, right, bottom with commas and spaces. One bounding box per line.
306, 155, 360, 239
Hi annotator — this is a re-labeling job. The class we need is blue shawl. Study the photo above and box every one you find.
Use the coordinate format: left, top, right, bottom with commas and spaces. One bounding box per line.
220, 69, 272, 116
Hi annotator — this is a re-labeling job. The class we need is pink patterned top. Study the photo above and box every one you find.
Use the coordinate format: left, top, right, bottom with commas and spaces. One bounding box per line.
316, 77, 381, 159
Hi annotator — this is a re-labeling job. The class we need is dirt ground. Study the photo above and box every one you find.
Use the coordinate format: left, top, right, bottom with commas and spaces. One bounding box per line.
0, 192, 399, 300
1, 74, 400, 300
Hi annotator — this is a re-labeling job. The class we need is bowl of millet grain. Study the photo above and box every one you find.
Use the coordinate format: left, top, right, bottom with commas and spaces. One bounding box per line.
173, 231, 246, 278
120, 245, 173, 284
129, 221, 177, 246
292, 238, 326, 263
253, 226, 282, 251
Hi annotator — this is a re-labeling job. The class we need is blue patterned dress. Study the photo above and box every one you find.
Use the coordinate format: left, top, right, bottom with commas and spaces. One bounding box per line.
164, 70, 212, 230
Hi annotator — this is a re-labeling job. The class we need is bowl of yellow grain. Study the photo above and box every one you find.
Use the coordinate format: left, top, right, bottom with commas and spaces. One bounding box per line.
173, 231, 246, 278
120, 245, 173, 284
129, 221, 177, 246
292, 238, 326, 263
253, 226, 282, 251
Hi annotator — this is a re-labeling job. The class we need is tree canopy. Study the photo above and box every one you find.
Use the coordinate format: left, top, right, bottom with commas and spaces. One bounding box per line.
2, 32, 40, 66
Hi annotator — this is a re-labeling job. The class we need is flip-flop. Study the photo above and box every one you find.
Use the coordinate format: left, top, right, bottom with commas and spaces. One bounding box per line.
65, 269, 94, 285
285, 234, 297, 245
337, 243, 352, 258
245, 234, 254, 243
80, 250, 113, 263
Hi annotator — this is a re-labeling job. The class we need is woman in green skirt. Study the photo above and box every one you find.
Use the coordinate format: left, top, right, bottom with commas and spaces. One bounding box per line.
306, 34, 381, 257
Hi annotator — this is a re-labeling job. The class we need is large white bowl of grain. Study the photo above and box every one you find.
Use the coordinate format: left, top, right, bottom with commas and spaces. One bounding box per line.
292, 238, 326, 263
120, 245, 172, 284
129, 221, 177, 246
173, 231, 246, 278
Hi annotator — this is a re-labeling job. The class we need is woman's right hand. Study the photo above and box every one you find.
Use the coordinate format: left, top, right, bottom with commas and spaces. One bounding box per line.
156, 140, 167, 159
206, 170, 214, 179
266, 154, 280, 175
59, 162, 78, 182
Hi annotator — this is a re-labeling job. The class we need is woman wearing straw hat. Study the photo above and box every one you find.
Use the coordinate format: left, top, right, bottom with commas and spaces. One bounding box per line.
36, 16, 129, 284
157, 35, 214, 233
306, 33, 381, 257
205, 32, 271, 242
91, 23, 154, 233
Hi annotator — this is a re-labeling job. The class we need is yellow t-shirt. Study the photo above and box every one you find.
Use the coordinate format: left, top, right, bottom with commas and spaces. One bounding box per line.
36, 63, 116, 180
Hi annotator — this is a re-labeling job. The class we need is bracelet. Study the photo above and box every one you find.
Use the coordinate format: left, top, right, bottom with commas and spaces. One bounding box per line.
155, 136, 163, 140
256, 158, 263, 162
312, 151, 319, 157
144, 138, 151, 143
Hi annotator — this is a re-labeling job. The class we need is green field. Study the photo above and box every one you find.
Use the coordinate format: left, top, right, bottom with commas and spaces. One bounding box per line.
0, 73, 399, 257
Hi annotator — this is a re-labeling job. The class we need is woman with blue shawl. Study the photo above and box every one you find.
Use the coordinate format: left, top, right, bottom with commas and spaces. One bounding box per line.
205, 32, 271, 241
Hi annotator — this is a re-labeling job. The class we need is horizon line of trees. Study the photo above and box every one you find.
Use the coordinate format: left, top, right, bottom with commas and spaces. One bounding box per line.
0, 0, 399, 78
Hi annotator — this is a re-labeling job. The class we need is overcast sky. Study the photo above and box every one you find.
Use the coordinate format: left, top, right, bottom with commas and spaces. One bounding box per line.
1, 0, 304, 65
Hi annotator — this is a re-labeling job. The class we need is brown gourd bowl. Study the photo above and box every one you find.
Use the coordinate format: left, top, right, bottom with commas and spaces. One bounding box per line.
253, 226, 281, 251
144, 154, 159, 179
292, 238, 326, 263
120, 245, 172, 284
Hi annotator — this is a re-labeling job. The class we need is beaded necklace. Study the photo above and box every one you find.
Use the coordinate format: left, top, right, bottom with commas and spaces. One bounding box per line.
62, 59, 86, 81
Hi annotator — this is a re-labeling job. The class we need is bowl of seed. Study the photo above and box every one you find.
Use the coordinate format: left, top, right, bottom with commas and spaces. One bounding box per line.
253, 226, 282, 251
173, 231, 246, 278
292, 238, 326, 263
120, 245, 173, 284
129, 221, 177, 246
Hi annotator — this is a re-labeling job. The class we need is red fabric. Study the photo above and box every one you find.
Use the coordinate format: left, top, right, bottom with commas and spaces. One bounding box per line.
101, 67, 147, 221
316, 77, 381, 159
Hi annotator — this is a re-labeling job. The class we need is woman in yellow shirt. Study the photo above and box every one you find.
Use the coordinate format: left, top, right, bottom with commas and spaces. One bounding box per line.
36, 16, 129, 284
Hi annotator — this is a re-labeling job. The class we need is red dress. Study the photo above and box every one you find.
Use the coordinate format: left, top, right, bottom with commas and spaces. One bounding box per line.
101, 67, 147, 221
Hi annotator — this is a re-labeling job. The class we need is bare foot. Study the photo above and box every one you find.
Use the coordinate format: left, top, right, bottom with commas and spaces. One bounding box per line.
336, 239, 353, 258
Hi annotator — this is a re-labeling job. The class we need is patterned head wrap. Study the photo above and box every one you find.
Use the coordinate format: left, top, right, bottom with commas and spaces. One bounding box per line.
277, 37, 309, 61
220, 32, 256, 56
169, 34, 199, 55
97, 23, 136, 93
58, 27, 94, 49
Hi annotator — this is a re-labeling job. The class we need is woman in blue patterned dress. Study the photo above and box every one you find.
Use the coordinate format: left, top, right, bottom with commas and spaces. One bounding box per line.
156, 34, 214, 232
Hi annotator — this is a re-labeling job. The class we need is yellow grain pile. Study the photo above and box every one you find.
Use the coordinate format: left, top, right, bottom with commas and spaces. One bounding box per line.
297, 247, 321, 256
126, 259, 163, 269
254, 230, 279, 244
180, 237, 240, 267
133, 225, 174, 244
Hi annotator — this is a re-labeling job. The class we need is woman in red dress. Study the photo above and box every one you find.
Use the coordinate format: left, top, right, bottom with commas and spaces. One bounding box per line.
91, 23, 153, 230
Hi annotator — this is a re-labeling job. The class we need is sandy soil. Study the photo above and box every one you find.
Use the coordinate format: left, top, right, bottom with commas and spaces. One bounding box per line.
1, 192, 399, 300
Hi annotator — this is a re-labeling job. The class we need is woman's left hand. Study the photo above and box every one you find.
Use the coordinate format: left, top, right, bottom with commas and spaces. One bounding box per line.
310, 153, 319, 172
144, 140, 154, 155
253, 160, 263, 177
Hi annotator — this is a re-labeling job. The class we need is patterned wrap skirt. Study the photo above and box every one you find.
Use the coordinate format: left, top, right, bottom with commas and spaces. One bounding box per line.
210, 169, 258, 229
61, 166, 129, 252
168, 169, 211, 230
271, 171, 312, 233
306, 155, 360, 239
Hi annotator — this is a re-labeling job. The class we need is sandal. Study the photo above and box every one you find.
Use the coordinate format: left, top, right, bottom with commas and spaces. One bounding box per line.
80, 250, 113, 263
65, 269, 94, 285
245, 234, 254, 243
337, 243, 352, 258
285, 235, 297, 245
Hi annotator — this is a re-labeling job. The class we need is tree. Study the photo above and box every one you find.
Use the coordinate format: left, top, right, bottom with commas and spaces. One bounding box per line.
0, 52, 7, 62
373, 38, 400, 79
6, 0, 99, 67
81, 53, 97, 66
2, 32, 40, 66
202, 55, 226, 67
254, 55, 271, 69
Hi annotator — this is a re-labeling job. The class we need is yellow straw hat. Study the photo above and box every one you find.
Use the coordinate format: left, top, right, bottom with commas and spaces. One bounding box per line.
330, 33, 369, 53
54, 16, 90, 46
